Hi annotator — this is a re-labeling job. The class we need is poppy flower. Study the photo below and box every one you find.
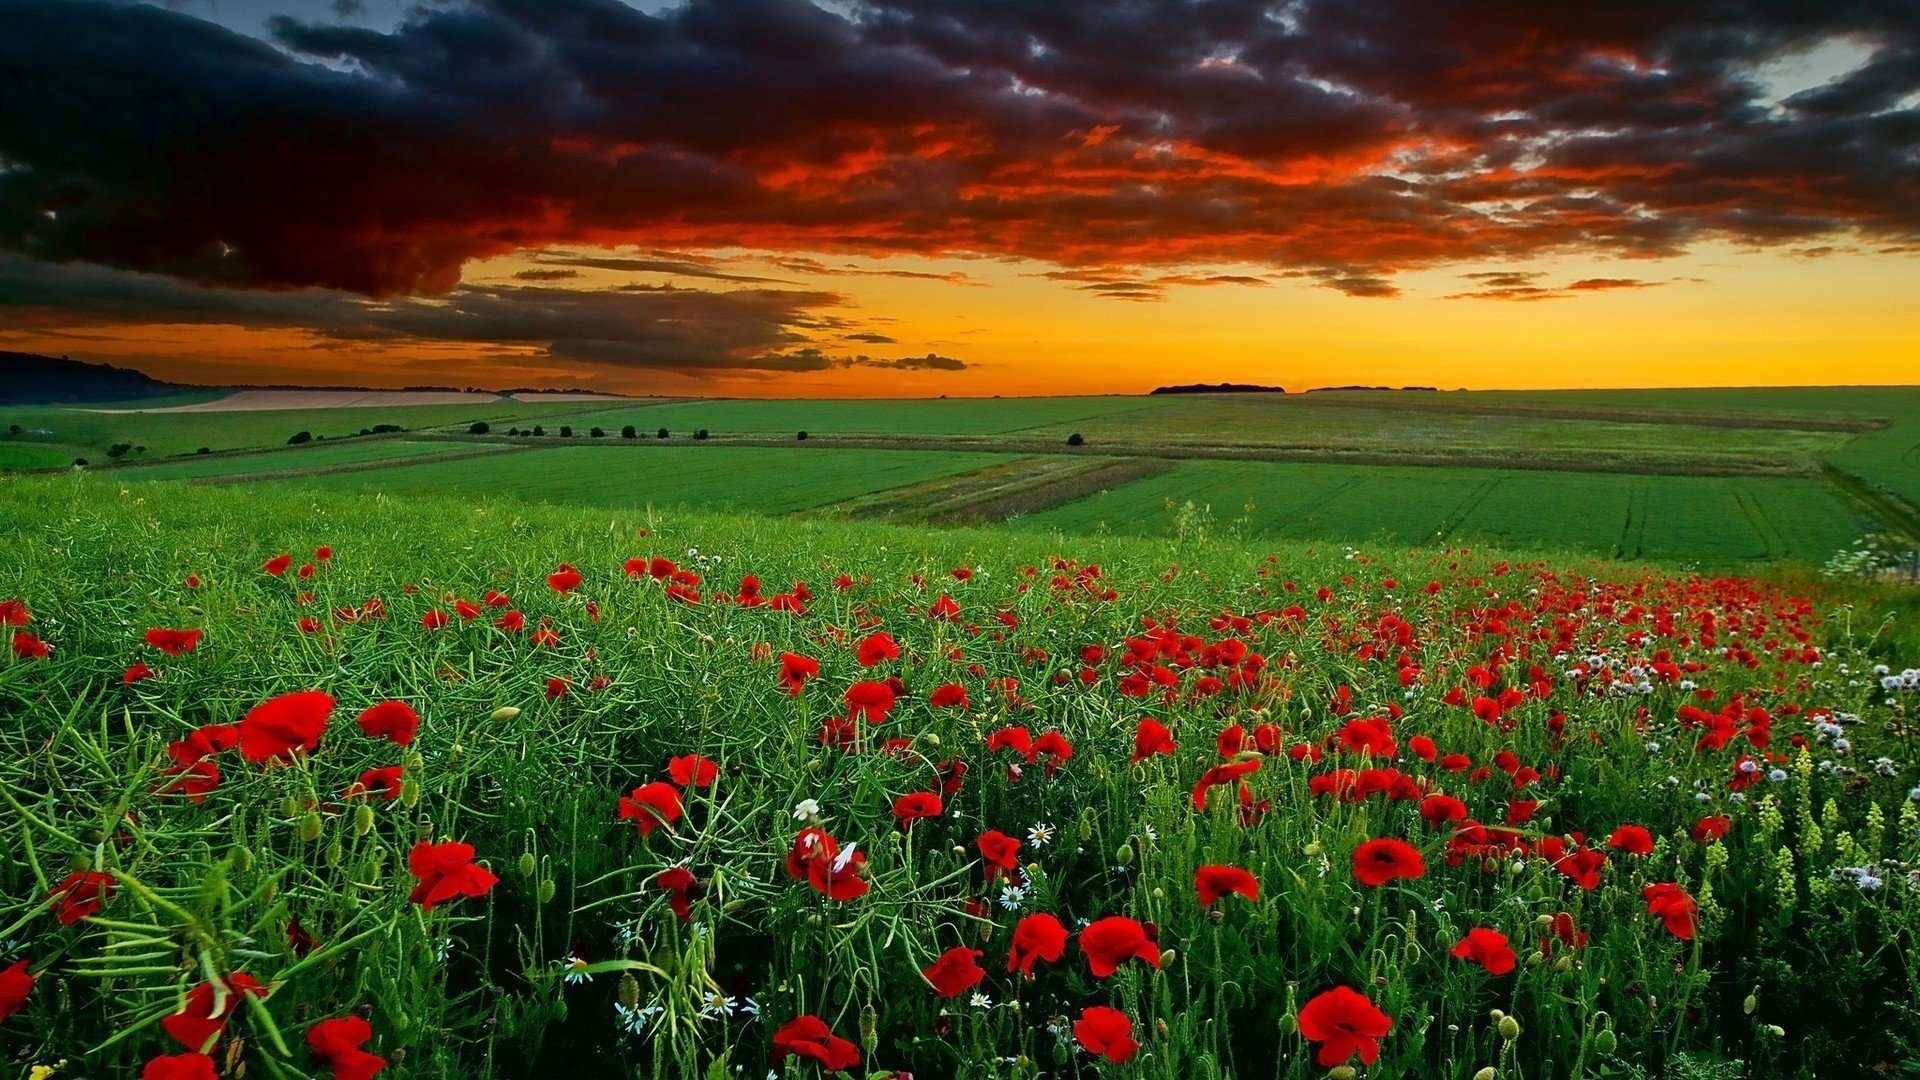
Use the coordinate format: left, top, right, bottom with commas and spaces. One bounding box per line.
1607, 824, 1654, 855
1643, 882, 1698, 940
162, 972, 268, 1050
454, 599, 483, 621
921, 946, 985, 998
547, 564, 583, 593
985, 726, 1034, 759
1074, 1005, 1139, 1063
778, 652, 819, 695
1080, 916, 1160, 978
545, 677, 571, 700
1692, 815, 1731, 843
655, 866, 699, 922
617, 782, 684, 837
345, 765, 405, 801
856, 631, 901, 666
771, 1015, 861, 1071
1131, 718, 1178, 765
667, 753, 719, 788
10, 630, 51, 659
1297, 985, 1392, 1067
1191, 758, 1261, 811
405, 841, 499, 910
844, 680, 896, 723
977, 830, 1021, 880
238, 690, 335, 763
1419, 794, 1468, 825
1449, 927, 1517, 975
144, 628, 202, 655
142, 1054, 219, 1080
124, 661, 156, 684
928, 594, 961, 620
420, 609, 449, 630
263, 554, 293, 576
1194, 864, 1259, 907
1007, 913, 1068, 976
0, 598, 29, 625
1351, 837, 1426, 887
307, 1015, 387, 1080
47, 870, 116, 924
785, 828, 870, 901
891, 791, 943, 827
0, 958, 34, 1021
928, 683, 968, 708
355, 701, 419, 747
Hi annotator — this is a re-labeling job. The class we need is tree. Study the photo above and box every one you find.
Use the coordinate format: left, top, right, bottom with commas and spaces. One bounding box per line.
507, 427, 520, 436
1067, 432, 1085, 447
656, 427, 670, 439
797, 430, 809, 441
288, 431, 312, 445
196, 447, 211, 455
559, 425, 574, 438
531, 425, 545, 437
694, 428, 710, 440
7, 424, 19, 434
622, 425, 637, 439
469, 421, 490, 434
590, 427, 606, 438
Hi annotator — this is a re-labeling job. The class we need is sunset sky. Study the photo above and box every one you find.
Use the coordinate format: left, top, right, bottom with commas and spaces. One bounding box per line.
1, 0, 1916, 396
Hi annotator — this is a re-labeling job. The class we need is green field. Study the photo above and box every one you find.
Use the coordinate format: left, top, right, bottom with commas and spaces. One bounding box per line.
1012, 459, 1868, 563
107, 440, 505, 481
265, 444, 1009, 514
550, 395, 1151, 437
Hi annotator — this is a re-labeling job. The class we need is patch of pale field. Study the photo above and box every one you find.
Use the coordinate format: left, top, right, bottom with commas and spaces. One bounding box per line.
89, 389, 508, 412
506, 392, 636, 402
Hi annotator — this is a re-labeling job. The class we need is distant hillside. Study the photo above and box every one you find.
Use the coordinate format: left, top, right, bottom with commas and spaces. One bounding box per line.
1149, 382, 1286, 395
0, 352, 185, 404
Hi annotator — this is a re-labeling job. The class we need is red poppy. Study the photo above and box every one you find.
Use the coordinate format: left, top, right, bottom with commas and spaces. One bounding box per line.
1419, 794, 1468, 825
928, 594, 961, 620
545, 677, 570, 700
355, 701, 419, 747
420, 609, 449, 630
844, 680, 896, 723
617, 782, 684, 837
405, 841, 498, 910
1191, 758, 1261, 811
0, 598, 29, 625
1131, 718, 1177, 765
10, 630, 51, 659
1074, 1005, 1139, 1063
0, 958, 33, 1022
238, 690, 335, 763
655, 866, 699, 922
1607, 824, 1654, 855
315, 545, 332, 562
307, 1015, 387, 1080
345, 765, 405, 801
124, 661, 156, 684
1297, 985, 1392, 1067
778, 652, 819, 695
263, 554, 293, 576
921, 946, 985, 998
772, 1015, 861, 1071
1194, 864, 1259, 907
142, 1054, 219, 1080
891, 791, 943, 827
1449, 927, 1516, 975
785, 828, 870, 901
1007, 913, 1068, 976
1692, 815, 1731, 842
1080, 916, 1160, 978
547, 563, 583, 594
162, 972, 269, 1050
976, 830, 1021, 880
454, 599, 483, 621
928, 683, 968, 708
1643, 882, 1698, 940
144, 628, 202, 655
47, 870, 116, 924
668, 753, 719, 788
856, 631, 901, 666
1351, 837, 1426, 887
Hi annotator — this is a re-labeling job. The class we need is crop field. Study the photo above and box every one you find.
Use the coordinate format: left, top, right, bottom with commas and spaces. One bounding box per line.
269, 445, 1009, 515
1013, 460, 1870, 564
1, 474, 1917, 1080
112, 441, 511, 482
550, 396, 1154, 438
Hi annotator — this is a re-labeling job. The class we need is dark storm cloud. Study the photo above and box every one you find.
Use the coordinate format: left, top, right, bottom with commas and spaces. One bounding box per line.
0, 0, 1916, 304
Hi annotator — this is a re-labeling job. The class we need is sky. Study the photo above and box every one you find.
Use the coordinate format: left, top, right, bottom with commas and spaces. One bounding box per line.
0, 0, 1916, 397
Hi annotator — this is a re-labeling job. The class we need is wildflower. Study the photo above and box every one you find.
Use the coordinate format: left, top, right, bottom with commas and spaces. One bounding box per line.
793, 798, 821, 820
1027, 822, 1055, 847
1351, 837, 1426, 887
778, 652, 819, 695
262, 554, 293, 576
667, 753, 720, 788
547, 563, 583, 593
1643, 882, 1698, 940
655, 867, 699, 921
921, 947, 986, 998
307, 1015, 387, 1080
10, 631, 51, 659
977, 830, 1022, 880
1606, 824, 1654, 856
892, 792, 943, 827
970, 991, 994, 1009
856, 631, 901, 666
929, 683, 968, 708
142, 1055, 219, 1080
405, 841, 499, 910
771, 1015, 860, 1071
47, 870, 116, 925
143, 628, 202, 655
1194, 864, 1259, 907
0, 958, 34, 1021
355, 701, 419, 747
1449, 928, 1517, 975
1131, 718, 1178, 764
562, 954, 592, 985
1008, 913, 1068, 976
237, 690, 335, 763
162, 973, 269, 1050
1074, 1006, 1139, 1063
618, 783, 684, 837
1079, 916, 1160, 978
998, 884, 1028, 910
1296, 986, 1392, 1067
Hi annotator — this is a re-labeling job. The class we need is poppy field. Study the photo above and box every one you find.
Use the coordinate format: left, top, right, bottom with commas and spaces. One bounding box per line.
3, 474, 1920, 1079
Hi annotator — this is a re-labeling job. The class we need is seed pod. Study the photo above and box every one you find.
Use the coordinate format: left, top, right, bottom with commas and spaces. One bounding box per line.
231, 844, 253, 873
1077, 817, 1093, 842
1114, 843, 1134, 866
1498, 1015, 1521, 1041
353, 804, 375, 837
518, 852, 538, 878
400, 778, 422, 808
491, 706, 521, 722
298, 812, 323, 843
538, 879, 557, 904
1743, 993, 1758, 1015
1474, 1069, 1497, 1080
860, 1004, 878, 1050
325, 837, 343, 867
1593, 1029, 1617, 1055
1158, 948, 1176, 967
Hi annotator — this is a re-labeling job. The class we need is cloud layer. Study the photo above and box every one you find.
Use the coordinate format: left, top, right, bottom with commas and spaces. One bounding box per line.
1, 0, 1914, 304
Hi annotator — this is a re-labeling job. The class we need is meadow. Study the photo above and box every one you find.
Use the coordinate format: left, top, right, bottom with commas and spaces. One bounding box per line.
1, 474, 1917, 1080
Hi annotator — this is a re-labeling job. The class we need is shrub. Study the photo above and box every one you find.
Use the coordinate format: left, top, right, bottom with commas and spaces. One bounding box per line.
657, 428, 670, 439
622, 426, 637, 439
531, 425, 545, 437
559, 426, 574, 438
694, 428, 710, 441
590, 427, 606, 438
797, 431, 809, 441
288, 431, 312, 445
1067, 432, 1085, 447
196, 447, 211, 455
469, 422, 491, 435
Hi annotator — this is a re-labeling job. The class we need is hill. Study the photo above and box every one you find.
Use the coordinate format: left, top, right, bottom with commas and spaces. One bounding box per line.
1149, 382, 1286, 395
0, 351, 185, 404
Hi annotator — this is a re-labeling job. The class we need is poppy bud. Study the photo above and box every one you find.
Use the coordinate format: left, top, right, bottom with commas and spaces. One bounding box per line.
1528, 950, 1545, 965
1536, 913, 1554, 926
1474, 1070, 1497, 1080
1115, 843, 1134, 866
231, 844, 252, 873
354, 804, 375, 836
1766, 1025, 1784, 1037
326, 837, 344, 867
1303, 841, 1321, 857
1151, 887, 1164, 901
518, 853, 537, 877
298, 811, 323, 842
1594, 1029, 1617, 1055
923, 733, 940, 747
1499, 1015, 1521, 1040
491, 706, 521, 722
1158, 948, 1176, 967
1330, 1068, 1357, 1080
1207, 907, 1225, 925
618, 974, 640, 1010
538, 879, 557, 904
1554, 956, 1573, 973
1156, 1018, 1169, 1039
1743, 993, 1757, 1014
860, 1004, 878, 1050
1278, 1013, 1298, 1035
401, 778, 422, 808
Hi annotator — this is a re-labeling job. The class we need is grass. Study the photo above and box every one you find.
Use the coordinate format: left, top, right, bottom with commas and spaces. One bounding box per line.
0, 474, 1916, 1080
1012, 460, 1869, 565
548, 396, 1156, 437
107, 440, 505, 481
257, 445, 1011, 515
